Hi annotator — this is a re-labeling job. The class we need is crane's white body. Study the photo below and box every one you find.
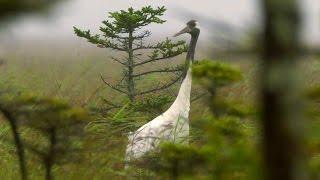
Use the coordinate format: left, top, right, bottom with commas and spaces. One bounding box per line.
125, 65, 192, 162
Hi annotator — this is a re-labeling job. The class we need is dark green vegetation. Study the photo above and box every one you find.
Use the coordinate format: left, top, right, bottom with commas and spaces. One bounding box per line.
0, 94, 89, 180
0, 1, 320, 180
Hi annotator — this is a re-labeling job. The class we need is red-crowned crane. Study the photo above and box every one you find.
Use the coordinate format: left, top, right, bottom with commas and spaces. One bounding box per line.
125, 20, 200, 166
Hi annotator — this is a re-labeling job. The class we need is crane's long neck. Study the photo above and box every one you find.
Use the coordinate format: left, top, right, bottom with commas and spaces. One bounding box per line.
163, 33, 199, 119
186, 32, 199, 62
164, 65, 192, 119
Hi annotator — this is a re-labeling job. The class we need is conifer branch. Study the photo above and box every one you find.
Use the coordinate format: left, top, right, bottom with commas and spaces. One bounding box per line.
100, 75, 128, 95
133, 67, 183, 78
136, 74, 183, 95
111, 57, 127, 66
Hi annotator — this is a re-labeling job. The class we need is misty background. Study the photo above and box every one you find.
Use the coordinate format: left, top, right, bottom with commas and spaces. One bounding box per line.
0, 0, 319, 56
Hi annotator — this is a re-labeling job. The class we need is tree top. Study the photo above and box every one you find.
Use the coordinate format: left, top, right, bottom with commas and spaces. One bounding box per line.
106, 6, 166, 32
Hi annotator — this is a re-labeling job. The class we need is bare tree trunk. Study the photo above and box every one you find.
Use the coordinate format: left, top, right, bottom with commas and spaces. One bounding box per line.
127, 31, 135, 102
260, 0, 307, 179
45, 128, 56, 180
0, 109, 27, 180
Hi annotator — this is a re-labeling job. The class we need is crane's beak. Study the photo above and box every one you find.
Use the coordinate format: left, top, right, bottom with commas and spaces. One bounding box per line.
173, 26, 191, 37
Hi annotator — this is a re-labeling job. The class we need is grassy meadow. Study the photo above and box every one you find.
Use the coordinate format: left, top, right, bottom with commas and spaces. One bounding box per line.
0, 41, 320, 179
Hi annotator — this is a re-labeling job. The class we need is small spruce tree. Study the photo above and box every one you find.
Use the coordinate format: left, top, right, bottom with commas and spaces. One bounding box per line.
73, 6, 187, 103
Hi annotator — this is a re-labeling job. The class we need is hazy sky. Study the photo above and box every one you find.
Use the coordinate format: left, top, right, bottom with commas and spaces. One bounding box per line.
0, 0, 319, 46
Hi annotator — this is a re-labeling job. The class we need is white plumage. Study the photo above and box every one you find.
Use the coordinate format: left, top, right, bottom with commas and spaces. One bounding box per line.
125, 66, 192, 162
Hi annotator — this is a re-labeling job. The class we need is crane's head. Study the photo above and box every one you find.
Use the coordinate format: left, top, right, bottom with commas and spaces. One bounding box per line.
174, 20, 200, 37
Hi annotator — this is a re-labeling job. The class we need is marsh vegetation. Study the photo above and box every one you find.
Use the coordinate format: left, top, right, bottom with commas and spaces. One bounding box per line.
0, 1, 320, 180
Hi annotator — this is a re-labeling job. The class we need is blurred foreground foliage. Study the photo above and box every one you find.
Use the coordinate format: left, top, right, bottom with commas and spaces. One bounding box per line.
305, 86, 320, 179
193, 60, 243, 88
0, 91, 90, 179
0, 0, 62, 18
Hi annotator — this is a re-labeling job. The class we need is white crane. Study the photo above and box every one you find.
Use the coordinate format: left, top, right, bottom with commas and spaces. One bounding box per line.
125, 20, 200, 165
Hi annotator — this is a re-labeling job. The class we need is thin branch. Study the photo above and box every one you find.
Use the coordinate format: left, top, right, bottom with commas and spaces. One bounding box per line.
133, 55, 179, 67
110, 57, 127, 66
100, 75, 128, 95
132, 68, 183, 78
133, 31, 151, 40
133, 54, 144, 62
118, 74, 127, 86
133, 44, 160, 51
97, 41, 126, 51
136, 74, 183, 95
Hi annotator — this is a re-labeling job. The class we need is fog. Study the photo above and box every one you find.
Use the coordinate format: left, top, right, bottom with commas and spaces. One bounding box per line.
0, 0, 319, 49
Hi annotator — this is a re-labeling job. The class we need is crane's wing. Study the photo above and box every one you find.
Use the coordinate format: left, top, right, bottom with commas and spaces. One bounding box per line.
125, 114, 189, 162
